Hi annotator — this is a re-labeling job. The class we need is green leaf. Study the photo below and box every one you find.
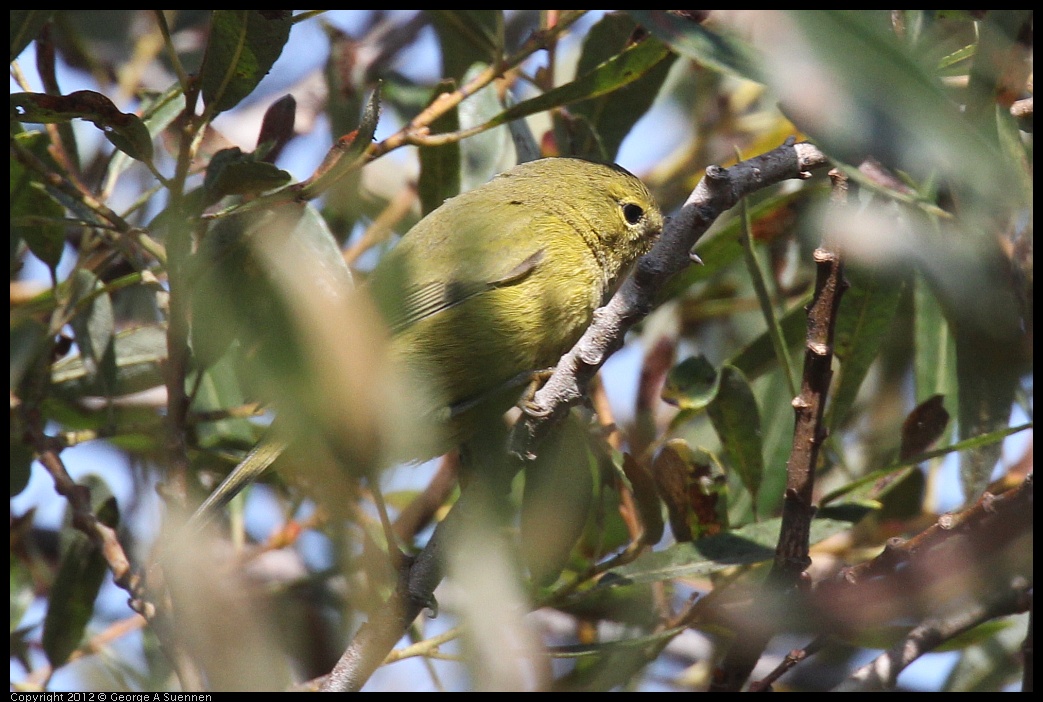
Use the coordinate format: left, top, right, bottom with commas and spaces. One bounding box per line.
11, 316, 50, 395
457, 63, 516, 190
107, 82, 185, 183
299, 84, 381, 200
191, 352, 261, 450
51, 324, 168, 398
662, 355, 719, 412
66, 270, 116, 395
428, 10, 504, 81
200, 10, 293, 115
43, 485, 119, 668
569, 12, 677, 161
418, 80, 461, 216
11, 90, 153, 163
483, 32, 672, 132
607, 517, 854, 584
11, 131, 66, 272
9, 440, 33, 497
729, 299, 809, 382
706, 365, 764, 504
828, 265, 907, 430
12, 181, 65, 272
10, 10, 54, 63
203, 146, 292, 204
627, 10, 763, 82
914, 273, 958, 408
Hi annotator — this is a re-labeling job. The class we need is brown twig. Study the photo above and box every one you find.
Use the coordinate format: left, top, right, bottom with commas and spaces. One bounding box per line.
23, 414, 207, 691
710, 167, 849, 692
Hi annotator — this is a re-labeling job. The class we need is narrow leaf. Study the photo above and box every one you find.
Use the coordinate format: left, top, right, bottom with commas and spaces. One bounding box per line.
828, 265, 906, 430
43, 488, 119, 667
484, 33, 672, 132
627, 10, 763, 82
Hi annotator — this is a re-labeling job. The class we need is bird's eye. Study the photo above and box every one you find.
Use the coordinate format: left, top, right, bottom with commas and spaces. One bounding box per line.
622, 203, 644, 225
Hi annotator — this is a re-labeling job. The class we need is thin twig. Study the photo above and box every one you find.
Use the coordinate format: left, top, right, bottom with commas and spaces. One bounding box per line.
710, 166, 849, 692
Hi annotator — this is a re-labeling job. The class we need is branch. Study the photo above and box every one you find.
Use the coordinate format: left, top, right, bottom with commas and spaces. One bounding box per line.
23, 415, 208, 691
510, 140, 830, 456
833, 579, 1031, 691
710, 167, 850, 692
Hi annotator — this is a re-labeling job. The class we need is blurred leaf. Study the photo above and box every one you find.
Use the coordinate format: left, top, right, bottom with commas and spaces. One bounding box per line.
820, 422, 1030, 505
9, 440, 33, 497
553, 574, 657, 628
553, 625, 682, 691
963, 11, 1032, 137
944, 615, 1028, 691
51, 324, 168, 398
417, 80, 461, 216
776, 11, 1012, 207
11, 90, 154, 163
10, 10, 54, 62
620, 452, 664, 546
200, 10, 293, 115
828, 265, 907, 430
43, 485, 119, 667
570, 12, 677, 161
10, 530, 36, 643
955, 327, 1018, 504
428, 10, 504, 81
899, 394, 950, 461
628, 10, 763, 82
706, 365, 764, 506
521, 411, 596, 586
607, 517, 854, 584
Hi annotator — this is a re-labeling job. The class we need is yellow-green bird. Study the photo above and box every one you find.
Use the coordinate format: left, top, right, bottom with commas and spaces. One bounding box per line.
192, 157, 663, 524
